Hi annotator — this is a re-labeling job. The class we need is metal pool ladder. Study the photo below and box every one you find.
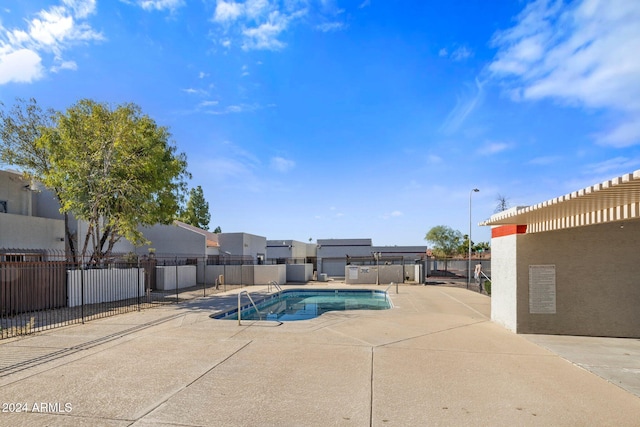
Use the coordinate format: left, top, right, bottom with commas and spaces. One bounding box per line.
237, 291, 261, 325
384, 282, 398, 304
385, 282, 398, 294
267, 280, 282, 293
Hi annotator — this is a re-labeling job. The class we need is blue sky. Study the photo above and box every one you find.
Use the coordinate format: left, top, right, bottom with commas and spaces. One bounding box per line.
1, 0, 640, 247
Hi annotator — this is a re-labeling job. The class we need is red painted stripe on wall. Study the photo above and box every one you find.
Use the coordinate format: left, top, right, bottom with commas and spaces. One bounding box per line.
491, 225, 527, 238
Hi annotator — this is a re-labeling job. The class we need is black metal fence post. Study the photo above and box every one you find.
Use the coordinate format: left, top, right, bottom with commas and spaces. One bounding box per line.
137, 258, 141, 311
81, 265, 85, 324
175, 256, 179, 302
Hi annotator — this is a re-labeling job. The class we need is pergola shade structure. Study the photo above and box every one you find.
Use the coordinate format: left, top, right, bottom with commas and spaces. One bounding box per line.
483, 169, 640, 337
482, 170, 640, 233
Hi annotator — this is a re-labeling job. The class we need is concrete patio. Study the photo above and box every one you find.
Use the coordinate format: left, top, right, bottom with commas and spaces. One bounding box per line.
1, 283, 639, 426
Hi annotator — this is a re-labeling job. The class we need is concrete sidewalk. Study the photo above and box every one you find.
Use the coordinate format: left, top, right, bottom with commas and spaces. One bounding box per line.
1, 284, 639, 426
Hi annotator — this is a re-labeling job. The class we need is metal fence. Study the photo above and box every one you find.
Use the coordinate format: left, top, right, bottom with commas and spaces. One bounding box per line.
346, 255, 406, 266
0, 249, 242, 341
426, 258, 491, 278
206, 254, 256, 265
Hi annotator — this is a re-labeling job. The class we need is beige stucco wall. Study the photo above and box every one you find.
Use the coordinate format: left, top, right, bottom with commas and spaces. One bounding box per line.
0, 213, 65, 250
134, 223, 206, 257
514, 220, 640, 337
344, 265, 404, 285
286, 264, 313, 282
254, 265, 287, 285
490, 232, 519, 332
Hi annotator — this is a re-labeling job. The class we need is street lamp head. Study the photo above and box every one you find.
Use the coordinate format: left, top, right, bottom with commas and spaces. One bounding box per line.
473, 188, 479, 193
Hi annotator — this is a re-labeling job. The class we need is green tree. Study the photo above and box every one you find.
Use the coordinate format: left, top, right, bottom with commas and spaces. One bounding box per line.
459, 234, 474, 256
179, 185, 210, 230
1, 98, 190, 263
424, 225, 463, 258
425, 225, 463, 275
474, 241, 491, 252
213, 226, 222, 233
0, 98, 78, 257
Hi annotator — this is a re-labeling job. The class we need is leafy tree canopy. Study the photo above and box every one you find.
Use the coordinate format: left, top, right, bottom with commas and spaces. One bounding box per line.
475, 241, 491, 252
459, 236, 491, 256
424, 225, 463, 258
179, 185, 210, 230
0, 98, 190, 263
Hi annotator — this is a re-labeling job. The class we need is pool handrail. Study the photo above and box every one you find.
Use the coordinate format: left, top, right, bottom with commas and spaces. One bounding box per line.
237, 291, 261, 325
267, 280, 282, 293
384, 282, 398, 294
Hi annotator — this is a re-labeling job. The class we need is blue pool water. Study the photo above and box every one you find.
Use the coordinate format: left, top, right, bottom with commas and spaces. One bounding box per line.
213, 289, 392, 322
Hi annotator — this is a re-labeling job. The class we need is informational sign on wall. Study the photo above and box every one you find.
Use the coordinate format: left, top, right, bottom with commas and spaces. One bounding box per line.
348, 266, 358, 279
529, 265, 556, 314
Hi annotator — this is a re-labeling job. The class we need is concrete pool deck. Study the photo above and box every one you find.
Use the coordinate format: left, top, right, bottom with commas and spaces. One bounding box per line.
1, 283, 639, 426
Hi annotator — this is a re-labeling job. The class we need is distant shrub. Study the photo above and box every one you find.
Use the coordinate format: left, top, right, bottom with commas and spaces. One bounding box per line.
484, 280, 491, 296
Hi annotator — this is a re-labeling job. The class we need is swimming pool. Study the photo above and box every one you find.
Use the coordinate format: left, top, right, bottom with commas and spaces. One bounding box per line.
212, 289, 392, 322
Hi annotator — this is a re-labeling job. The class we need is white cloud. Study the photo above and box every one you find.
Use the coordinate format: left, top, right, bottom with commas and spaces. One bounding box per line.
28, 12, 74, 46
242, 11, 296, 51
584, 156, 640, 176
450, 46, 473, 61
359, 0, 371, 9
315, 21, 346, 32
0, 1, 102, 85
440, 78, 485, 134
137, 0, 185, 12
490, 0, 640, 147
270, 156, 295, 172
529, 155, 562, 166
427, 154, 442, 164
205, 103, 261, 114
245, 0, 270, 19
63, 0, 97, 19
0, 49, 43, 84
595, 120, 640, 148
439, 45, 473, 61
381, 210, 403, 220
214, 0, 244, 22
211, 0, 309, 51
478, 141, 511, 155
51, 59, 77, 72
182, 87, 208, 96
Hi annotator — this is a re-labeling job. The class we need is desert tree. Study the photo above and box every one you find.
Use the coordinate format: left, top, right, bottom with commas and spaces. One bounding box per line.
495, 193, 510, 213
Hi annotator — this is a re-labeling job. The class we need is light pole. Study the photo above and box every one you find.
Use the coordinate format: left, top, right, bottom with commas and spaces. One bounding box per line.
468, 188, 480, 289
